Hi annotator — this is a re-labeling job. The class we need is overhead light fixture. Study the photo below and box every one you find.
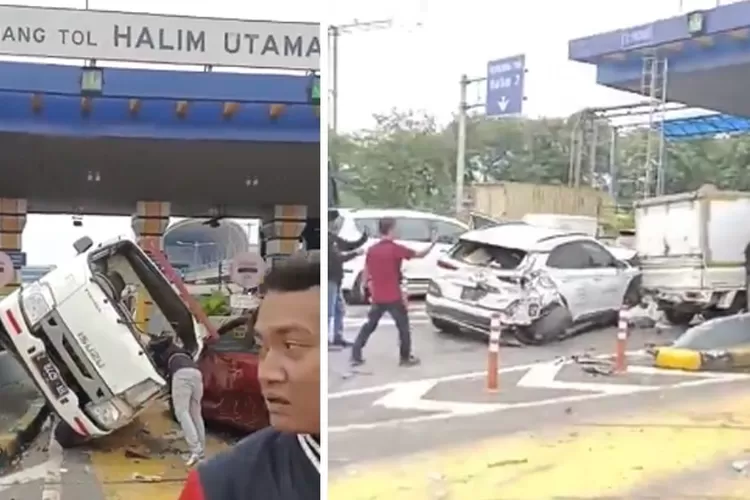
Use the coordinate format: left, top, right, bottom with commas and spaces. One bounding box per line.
80, 67, 103, 95
307, 72, 320, 105
687, 11, 706, 36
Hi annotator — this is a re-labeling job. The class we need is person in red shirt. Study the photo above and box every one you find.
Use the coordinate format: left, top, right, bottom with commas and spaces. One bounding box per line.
350, 217, 436, 367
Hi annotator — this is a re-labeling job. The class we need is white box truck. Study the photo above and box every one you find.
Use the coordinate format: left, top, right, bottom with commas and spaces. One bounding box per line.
634, 184, 750, 325
0, 236, 208, 447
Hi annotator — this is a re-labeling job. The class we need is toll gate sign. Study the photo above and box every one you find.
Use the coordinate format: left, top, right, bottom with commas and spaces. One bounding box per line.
230, 252, 266, 289
0, 5, 320, 71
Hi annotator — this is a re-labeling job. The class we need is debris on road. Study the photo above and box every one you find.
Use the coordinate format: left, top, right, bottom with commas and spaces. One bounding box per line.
732, 460, 750, 474
572, 354, 615, 376
619, 304, 658, 330
124, 447, 151, 460
487, 458, 528, 468
132, 472, 163, 483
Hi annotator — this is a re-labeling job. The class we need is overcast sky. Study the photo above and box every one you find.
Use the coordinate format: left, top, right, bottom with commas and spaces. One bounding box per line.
4, 0, 319, 266
5, 0, 742, 265
330, 0, 742, 131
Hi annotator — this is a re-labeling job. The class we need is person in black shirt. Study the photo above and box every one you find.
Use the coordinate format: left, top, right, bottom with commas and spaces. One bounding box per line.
148, 336, 206, 467
328, 209, 368, 348
178, 250, 320, 500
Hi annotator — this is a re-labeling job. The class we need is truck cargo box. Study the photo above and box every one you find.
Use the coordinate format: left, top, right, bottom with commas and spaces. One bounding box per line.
634, 184, 750, 292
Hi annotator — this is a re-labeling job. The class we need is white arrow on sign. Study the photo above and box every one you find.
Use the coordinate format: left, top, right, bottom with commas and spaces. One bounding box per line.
498, 96, 510, 112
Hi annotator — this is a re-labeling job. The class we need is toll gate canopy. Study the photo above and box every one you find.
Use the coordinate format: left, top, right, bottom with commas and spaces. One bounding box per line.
0, 7, 321, 218
661, 113, 750, 140
569, 2, 750, 118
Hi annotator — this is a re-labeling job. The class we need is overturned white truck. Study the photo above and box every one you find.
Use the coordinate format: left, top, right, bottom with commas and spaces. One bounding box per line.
635, 184, 750, 325
0, 236, 208, 447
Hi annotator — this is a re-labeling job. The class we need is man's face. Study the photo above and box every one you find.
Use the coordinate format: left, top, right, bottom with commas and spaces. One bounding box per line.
255, 287, 320, 434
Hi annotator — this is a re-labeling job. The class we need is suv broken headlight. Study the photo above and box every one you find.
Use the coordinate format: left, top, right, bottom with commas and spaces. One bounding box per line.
20, 283, 55, 328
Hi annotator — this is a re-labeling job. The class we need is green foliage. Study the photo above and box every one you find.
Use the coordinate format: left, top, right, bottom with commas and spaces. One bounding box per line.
199, 292, 230, 316
331, 109, 750, 214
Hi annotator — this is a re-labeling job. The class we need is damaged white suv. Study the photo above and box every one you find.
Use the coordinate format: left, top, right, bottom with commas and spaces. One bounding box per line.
0, 236, 207, 446
426, 223, 641, 345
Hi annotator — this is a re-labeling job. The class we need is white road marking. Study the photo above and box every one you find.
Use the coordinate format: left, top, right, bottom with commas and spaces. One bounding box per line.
328, 362, 537, 399
328, 355, 750, 434
517, 361, 647, 395
0, 461, 50, 491
343, 318, 431, 327
42, 419, 63, 500
343, 306, 429, 327
329, 375, 750, 434
374, 379, 503, 416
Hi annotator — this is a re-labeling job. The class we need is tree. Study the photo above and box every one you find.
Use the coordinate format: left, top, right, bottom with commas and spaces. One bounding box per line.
331, 110, 456, 213
330, 108, 750, 214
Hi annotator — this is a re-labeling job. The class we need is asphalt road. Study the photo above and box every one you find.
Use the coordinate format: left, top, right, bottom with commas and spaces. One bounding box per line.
0, 353, 40, 437
0, 402, 237, 500
329, 302, 750, 499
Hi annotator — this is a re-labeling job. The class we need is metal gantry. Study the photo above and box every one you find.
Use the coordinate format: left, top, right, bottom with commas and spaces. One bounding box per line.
640, 54, 669, 197
568, 100, 686, 203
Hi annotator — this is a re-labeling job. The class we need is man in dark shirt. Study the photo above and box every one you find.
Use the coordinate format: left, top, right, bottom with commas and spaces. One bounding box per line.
149, 337, 205, 467
351, 217, 436, 367
328, 209, 368, 348
178, 251, 320, 500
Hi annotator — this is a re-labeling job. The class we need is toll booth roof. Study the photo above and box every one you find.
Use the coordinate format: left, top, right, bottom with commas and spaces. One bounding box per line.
568, 3, 750, 117
662, 113, 750, 140
0, 62, 320, 216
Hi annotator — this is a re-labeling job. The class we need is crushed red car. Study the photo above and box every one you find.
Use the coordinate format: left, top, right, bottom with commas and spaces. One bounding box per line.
197, 315, 268, 432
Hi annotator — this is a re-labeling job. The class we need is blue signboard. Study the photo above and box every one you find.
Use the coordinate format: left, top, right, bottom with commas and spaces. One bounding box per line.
7, 251, 26, 269
486, 55, 526, 117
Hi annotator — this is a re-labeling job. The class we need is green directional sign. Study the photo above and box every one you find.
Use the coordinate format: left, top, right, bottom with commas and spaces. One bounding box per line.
308, 74, 320, 105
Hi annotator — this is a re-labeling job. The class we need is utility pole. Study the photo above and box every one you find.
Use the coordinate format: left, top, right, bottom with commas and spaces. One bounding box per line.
455, 74, 488, 216
328, 19, 394, 135
456, 75, 468, 216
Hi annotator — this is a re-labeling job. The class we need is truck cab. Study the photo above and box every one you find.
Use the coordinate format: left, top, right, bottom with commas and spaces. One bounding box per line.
0, 236, 207, 446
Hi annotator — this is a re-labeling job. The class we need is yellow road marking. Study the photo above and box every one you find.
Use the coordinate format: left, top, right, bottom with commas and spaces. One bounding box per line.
329, 390, 750, 499
88, 402, 232, 500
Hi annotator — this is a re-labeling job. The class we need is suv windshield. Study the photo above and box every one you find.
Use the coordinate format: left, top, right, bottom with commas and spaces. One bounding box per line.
450, 239, 527, 269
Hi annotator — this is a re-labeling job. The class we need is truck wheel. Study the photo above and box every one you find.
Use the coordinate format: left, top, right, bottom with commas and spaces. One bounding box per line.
663, 308, 695, 326
348, 273, 369, 305
517, 303, 573, 345
54, 421, 86, 449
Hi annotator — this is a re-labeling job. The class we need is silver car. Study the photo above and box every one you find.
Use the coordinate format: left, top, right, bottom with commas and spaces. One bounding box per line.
426, 223, 641, 345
